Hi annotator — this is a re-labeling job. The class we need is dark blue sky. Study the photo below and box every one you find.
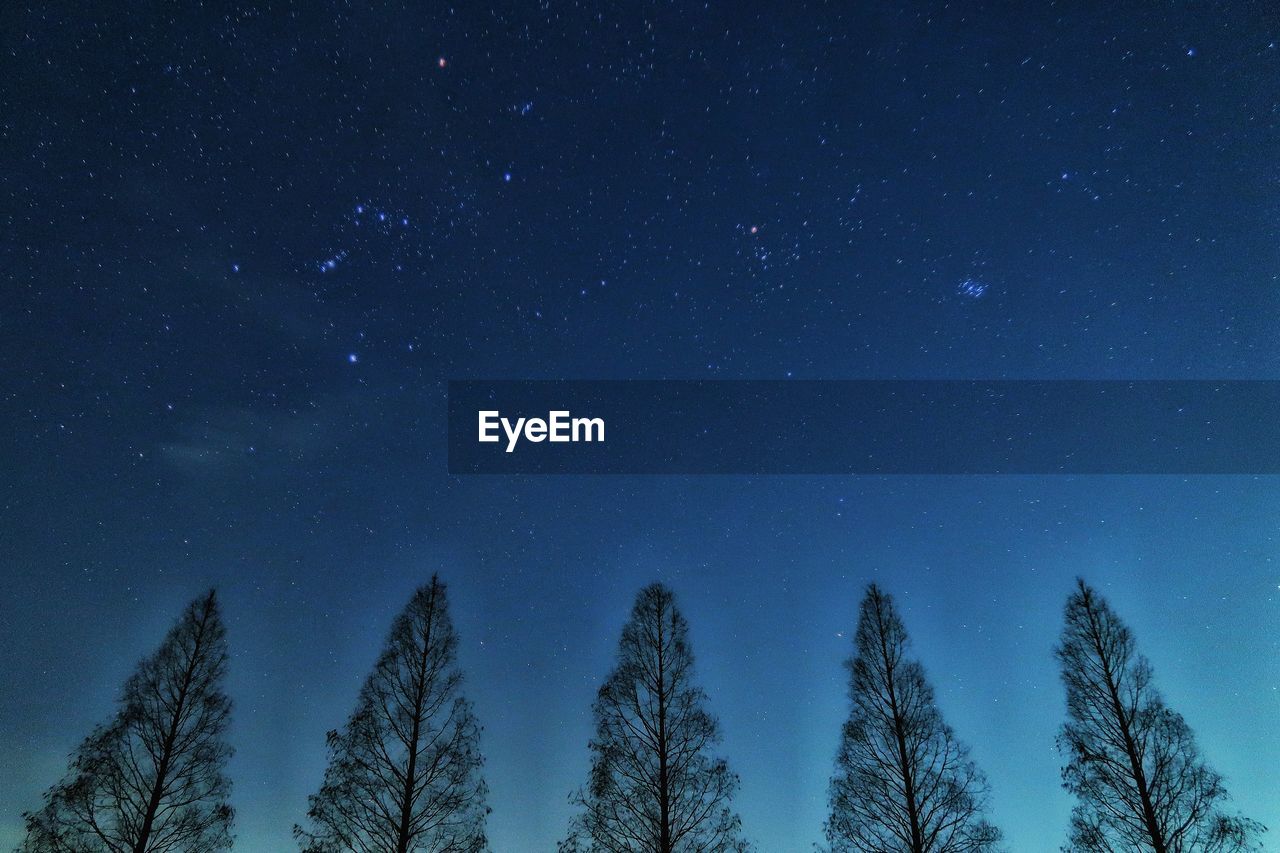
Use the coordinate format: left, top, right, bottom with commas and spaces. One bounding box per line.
2, 1, 1278, 850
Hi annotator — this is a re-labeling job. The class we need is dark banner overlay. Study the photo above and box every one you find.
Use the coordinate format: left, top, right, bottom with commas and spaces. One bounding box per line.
447, 381, 1280, 474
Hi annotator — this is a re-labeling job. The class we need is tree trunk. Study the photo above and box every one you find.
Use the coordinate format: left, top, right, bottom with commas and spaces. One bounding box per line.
874, 591, 924, 853
132, 595, 210, 853
395, 580, 438, 853
1084, 592, 1167, 853
656, 595, 671, 853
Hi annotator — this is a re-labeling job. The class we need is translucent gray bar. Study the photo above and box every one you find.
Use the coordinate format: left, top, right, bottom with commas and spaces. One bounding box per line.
447, 381, 1280, 474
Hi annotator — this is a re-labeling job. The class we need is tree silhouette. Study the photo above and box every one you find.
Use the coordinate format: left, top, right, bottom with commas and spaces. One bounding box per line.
20, 590, 234, 853
1056, 578, 1264, 852
295, 575, 488, 853
825, 584, 1001, 853
561, 583, 748, 853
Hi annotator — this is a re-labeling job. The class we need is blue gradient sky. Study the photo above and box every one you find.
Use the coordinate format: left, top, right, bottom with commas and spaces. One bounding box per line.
3, 1, 1278, 850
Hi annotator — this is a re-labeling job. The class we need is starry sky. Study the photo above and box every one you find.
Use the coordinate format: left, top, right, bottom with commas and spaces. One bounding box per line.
2, 2, 1279, 851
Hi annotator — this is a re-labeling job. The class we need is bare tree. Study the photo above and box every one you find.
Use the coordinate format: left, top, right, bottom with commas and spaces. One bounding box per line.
20, 590, 234, 853
826, 584, 1001, 853
295, 575, 488, 853
1056, 578, 1264, 852
561, 583, 748, 853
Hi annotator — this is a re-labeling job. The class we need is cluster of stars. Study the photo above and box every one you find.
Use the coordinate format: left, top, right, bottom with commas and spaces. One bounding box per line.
318, 250, 348, 273
314, 203, 418, 273
352, 204, 410, 229
1056, 170, 1102, 203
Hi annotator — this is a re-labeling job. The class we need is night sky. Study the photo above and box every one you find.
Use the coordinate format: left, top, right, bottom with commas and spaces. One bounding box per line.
3, 2, 1279, 851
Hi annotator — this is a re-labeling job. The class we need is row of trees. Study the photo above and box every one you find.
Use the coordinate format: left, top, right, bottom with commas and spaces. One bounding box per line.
18, 578, 1266, 852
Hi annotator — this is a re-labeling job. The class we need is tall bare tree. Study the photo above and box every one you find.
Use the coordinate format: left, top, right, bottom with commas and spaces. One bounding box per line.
561, 583, 748, 853
826, 584, 1001, 853
1056, 579, 1264, 852
20, 590, 234, 853
295, 575, 488, 853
